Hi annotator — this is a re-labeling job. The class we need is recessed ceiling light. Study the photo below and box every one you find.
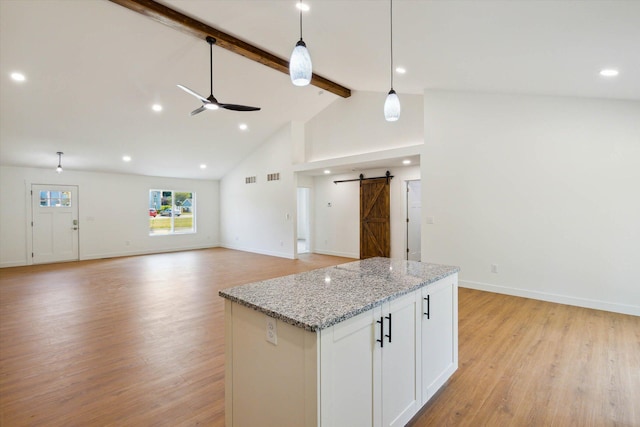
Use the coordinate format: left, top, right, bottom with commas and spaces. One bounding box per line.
122, 155, 132, 162
324, 170, 331, 174
200, 164, 207, 169
296, 2, 310, 11
599, 69, 619, 77
395, 67, 407, 74
152, 104, 163, 112
402, 159, 411, 165
239, 123, 248, 131
10, 72, 26, 82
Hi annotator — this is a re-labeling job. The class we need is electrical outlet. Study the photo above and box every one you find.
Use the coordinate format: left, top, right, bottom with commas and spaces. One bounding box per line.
491, 264, 498, 274
266, 317, 277, 345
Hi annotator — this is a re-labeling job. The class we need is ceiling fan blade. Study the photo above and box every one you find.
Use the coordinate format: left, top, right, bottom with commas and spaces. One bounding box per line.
219, 103, 261, 112
177, 84, 209, 103
190, 106, 207, 116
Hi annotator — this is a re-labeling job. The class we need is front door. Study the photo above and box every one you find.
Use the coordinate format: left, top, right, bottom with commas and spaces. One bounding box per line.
31, 184, 79, 264
360, 178, 390, 259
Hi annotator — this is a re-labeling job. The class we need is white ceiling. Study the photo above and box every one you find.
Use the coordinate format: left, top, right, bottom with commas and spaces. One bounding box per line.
1, 0, 638, 180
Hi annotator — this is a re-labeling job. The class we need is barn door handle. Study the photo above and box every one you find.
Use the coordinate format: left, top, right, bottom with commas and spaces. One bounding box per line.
376, 317, 384, 348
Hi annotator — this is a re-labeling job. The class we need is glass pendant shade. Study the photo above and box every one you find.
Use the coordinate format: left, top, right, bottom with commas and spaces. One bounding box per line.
289, 40, 312, 86
56, 165, 63, 174
384, 89, 401, 121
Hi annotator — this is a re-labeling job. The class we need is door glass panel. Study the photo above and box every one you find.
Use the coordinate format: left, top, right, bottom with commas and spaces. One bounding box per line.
39, 190, 72, 207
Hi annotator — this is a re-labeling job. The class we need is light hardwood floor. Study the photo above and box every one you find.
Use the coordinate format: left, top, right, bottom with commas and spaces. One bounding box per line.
1, 248, 638, 426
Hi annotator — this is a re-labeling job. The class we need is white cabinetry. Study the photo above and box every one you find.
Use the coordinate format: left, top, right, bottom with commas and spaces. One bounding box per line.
224, 273, 458, 427
420, 273, 458, 404
378, 291, 421, 427
319, 291, 421, 427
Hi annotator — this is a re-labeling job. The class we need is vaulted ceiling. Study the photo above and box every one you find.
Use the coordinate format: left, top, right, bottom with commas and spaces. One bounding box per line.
1, 0, 638, 179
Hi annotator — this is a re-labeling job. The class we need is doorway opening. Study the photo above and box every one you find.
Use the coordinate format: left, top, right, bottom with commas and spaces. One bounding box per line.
406, 180, 421, 261
297, 187, 311, 254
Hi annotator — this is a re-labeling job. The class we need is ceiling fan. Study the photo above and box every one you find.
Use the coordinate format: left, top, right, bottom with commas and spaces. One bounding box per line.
177, 36, 260, 115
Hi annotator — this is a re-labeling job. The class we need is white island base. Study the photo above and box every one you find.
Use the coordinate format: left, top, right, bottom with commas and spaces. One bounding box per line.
222, 260, 458, 427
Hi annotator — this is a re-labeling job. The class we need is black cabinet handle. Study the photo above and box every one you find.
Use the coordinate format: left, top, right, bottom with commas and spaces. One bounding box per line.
424, 295, 430, 319
376, 316, 384, 347
385, 313, 392, 343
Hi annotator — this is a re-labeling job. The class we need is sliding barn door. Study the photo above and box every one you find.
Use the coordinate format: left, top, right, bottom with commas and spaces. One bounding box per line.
360, 178, 390, 259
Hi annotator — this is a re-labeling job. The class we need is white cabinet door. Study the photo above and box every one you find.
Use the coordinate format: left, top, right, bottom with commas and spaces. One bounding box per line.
421, 274, 458, 404
320, 306, 380, 427
379, 291, 421, 427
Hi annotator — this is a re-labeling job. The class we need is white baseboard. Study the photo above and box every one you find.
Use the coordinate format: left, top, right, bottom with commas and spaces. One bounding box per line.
460, 280, 640, 317
220, 243, 295, 260
0, 260, 27, 268
312, 249, 359, 259
80, 243, 220, 261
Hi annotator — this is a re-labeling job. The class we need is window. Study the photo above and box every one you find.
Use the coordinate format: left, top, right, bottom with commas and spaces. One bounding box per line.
149, 190, 195, 235
39, 190, 72, 207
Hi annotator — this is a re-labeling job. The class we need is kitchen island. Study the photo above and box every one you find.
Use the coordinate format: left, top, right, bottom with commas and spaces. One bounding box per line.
219, 257, 459, 427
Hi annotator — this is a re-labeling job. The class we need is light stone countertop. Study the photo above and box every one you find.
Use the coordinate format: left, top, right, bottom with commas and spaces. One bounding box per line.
218, 257, 460, 331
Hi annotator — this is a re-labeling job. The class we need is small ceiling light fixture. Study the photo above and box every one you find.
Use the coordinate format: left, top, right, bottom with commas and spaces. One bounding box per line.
296, 2, 310, 11
238, 123, 248, 131
384, 0, 400, 121
123, 155, 132, 162
55, 151, 64, 173
200, 164, 207, 169
152, 104, 163, 112
324, 169, 331, 174
402, 159, 411, 165
599, 68, 619, 77
10, 72, 26, 82
289, 0, 312, 86
395, 67, 406, 74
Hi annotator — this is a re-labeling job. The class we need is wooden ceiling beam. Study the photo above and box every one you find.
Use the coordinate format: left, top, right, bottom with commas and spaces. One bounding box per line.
108, 0, 351, 98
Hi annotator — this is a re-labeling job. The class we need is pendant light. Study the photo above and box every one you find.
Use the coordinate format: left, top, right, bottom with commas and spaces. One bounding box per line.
56, 151, 64, 173
384, 0, 400, 121
289, 1, 312, 86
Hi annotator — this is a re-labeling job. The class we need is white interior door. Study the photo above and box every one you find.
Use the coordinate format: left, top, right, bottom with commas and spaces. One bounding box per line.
32, 184, 79, 264
406, 180, 421, 261
296, 187, 310, 254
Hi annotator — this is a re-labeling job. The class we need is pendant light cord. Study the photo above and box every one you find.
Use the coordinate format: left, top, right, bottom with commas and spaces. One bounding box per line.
390, 0, 394, 90
299, 0, 303, 41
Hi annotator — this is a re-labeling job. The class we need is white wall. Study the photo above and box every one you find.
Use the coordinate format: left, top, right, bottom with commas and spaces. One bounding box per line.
422, 90, 640, 315
305, 91, 424, 162
0, 166, 219, 267
220, 124, 296, 258
313, 166, 421, 259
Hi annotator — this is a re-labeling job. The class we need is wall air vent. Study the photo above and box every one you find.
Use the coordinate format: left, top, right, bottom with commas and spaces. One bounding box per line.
245, 176, 256, 184
267, 173, 280, 182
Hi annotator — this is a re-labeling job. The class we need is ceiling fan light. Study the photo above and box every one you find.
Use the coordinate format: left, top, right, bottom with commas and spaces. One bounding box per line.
384, 89, 401, 121
290, 40, 312, 86
204, 103, 219, 110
